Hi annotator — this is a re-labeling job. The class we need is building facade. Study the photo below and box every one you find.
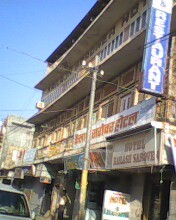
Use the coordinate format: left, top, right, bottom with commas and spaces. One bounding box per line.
11, 0, 176, 219
0, 115, 35, 169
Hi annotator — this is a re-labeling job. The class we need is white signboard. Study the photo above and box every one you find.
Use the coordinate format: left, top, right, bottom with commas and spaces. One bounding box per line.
74, 98, 156, 149
111, 129, 160, 169
102, 190, 130, 220
23, 148, 37, 163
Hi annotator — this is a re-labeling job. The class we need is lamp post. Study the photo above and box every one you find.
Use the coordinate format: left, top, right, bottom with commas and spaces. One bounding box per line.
78, 55, 104, 219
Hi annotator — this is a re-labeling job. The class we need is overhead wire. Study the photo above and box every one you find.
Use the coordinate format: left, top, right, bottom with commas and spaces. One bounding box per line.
0, 74, 41, 91
1, 70, 45, 76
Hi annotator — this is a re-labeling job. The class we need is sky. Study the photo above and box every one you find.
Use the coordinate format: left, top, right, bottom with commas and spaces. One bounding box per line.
0, 0, 97, 123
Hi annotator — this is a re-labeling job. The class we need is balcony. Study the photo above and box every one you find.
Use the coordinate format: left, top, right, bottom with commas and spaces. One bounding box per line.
42, 67, 86, 106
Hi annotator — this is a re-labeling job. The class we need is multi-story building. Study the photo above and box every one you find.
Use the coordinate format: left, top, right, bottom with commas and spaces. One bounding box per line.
27, 0, 176, 219
0, 115, 35, 169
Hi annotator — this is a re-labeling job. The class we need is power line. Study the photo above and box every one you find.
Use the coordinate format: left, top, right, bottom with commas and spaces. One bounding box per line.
1, 70, 45, 76
4, 46, 46, 63
0, 75, 41, 92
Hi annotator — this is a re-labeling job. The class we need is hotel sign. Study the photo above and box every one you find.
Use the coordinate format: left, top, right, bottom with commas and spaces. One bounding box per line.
74, 98, 156, 149
111, 129, 160, 169
141, 0, 172, 95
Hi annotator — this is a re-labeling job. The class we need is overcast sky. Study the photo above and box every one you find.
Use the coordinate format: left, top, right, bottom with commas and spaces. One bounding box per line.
0, 0, 96, 122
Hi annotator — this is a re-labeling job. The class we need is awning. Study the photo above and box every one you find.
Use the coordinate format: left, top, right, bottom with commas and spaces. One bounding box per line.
106, 123, 152, 142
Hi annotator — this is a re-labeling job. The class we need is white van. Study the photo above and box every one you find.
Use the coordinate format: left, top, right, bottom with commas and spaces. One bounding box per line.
0, 181, 34, 220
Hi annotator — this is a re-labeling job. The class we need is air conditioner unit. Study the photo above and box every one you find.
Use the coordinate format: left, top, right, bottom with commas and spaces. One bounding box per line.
36, 101, 45, 110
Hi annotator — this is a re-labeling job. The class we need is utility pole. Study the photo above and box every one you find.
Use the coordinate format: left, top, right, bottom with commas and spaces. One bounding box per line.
78, 56, 104, 219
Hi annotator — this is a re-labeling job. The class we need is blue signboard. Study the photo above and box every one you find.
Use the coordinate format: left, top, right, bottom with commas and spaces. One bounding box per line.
141, 0, 172, 95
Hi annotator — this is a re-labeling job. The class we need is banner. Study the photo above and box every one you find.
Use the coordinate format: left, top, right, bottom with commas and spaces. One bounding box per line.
102, 190, 130, 220
140, 0, 172, 95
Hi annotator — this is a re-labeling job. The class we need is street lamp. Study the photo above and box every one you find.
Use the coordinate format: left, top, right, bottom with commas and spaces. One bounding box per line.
78, 55, 104, 219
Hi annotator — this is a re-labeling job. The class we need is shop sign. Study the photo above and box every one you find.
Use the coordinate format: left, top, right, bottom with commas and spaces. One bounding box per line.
74, 98, 156, 149
14, 168, 24, 179
23, 149, 36, 163
64, 154, 84, 170
110, 129, 160, 169
36, 140, 67, 159
90, 149, 106, 169
140, 0, 172, 95
102, 190, 130, 220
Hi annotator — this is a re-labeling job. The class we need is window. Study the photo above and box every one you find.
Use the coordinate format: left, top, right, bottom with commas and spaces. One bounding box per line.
82, 115, 87, 129
103, 46, 107, 59
119, 32, 123, 46
111, 40, 115, 52
56, 129, 61, 141
114, 36, 119, 49
124, 25, 130, 42
0, 190, 30, 218
101, 101, 114, 119
130, 22, 135, 37
120, 94, 132, 112
92, 112, 98, 125
141, 11, 147, 28
76, 118, 82, 131
51, 132, 57, 142
107, 43, 111, 56
100, 50, 104, 61
135, 16, 141, 33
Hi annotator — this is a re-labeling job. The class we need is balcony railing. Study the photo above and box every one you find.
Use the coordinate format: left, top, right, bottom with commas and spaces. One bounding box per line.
42, 67, 86, 106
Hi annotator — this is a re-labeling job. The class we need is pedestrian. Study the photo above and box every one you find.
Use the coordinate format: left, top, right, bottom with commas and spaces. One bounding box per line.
57, 189, 67, 220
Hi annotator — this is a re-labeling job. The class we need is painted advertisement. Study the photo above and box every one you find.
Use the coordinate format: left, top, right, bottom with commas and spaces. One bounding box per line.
111, 129, 160, 169
90, 149, 106, 169
102, 190, 130, 220
140, 0, 172, 95
64, 149, 106, 170
74, 98, 156, 149
64, 154, 84, 170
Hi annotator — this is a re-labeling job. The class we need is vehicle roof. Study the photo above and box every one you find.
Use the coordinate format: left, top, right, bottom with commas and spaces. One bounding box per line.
0, 182, 24, 195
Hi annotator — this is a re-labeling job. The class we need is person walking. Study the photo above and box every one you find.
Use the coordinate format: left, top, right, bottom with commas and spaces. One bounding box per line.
57, 189, 67, 220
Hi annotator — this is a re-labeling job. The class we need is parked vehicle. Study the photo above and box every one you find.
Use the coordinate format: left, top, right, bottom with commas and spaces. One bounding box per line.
0, 180, 34, 219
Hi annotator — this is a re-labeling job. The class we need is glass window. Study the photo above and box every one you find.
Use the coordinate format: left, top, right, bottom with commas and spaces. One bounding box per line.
92, 112, 98, 125
120, 94, 132, 112
135, 17, 141, 33
114, 36, 119, 49
111, 40, 115, 52
141, 11, 147, 28
0, 190, 30, 217
119, 32, 123, 46
100, 50, 104, 61
107, 43, 111, 56
130, 22, 135, 37
101, 102, 114, 119
103, 47, 107, 59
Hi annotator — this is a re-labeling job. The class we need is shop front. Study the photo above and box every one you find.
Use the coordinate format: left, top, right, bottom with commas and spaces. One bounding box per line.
106, 126, 174, 220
